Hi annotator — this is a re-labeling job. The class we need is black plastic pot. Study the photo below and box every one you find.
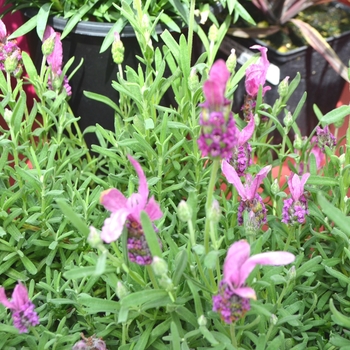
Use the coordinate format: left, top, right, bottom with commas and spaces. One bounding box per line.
218, 27, 350, 142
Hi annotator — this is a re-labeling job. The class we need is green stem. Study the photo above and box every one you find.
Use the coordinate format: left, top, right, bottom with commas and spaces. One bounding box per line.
187, 0, 196, 59
146, 265, 159, 289
204, 159, 220, 254
230, 322, 238, 348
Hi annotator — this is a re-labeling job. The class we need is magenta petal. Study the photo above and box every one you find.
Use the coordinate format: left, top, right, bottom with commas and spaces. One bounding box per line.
0, 20, 7, 41
100, 210, 129, 243
0, 287, 12, 309
203, 80, 224, 107
43, 26, 55, 42
145, 196, 163, 221
240, 251, 295, 285
222, 160, 247, 199
233, 286, 256, 300
289, 173, 309, 201
11, 283, 29, 311
128, 155, 149, 205
248, 165, 271, 200
223, 240, 250, 288
46, 31, 63, 74
209, 59, 230, 90
300, 173, 310, 193
238, 117, 255, 145
100, 188, 127, 212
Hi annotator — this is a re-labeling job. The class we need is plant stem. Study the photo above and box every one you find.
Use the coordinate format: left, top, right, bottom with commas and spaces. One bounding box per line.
204, 159, 220, 254
146, 265, 159, 289
230, 322, 238, 348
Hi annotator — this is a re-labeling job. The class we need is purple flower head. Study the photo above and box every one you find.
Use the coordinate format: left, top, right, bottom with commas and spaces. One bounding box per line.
202, 59, 231, 110
282, 173, 310, 225
100, 155, 162, 243
316, 125, 336, 152
213, 240, 295, 323
0, 282, 39, 333
222, 160, 271, 228
245, 45, 271, 98
227, 117, 255, 176
72, 333, 107, 350
43, 26, 71, 96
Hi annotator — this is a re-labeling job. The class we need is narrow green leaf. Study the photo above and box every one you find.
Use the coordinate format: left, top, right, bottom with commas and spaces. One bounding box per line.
173, 249, 188, 286
330, 298, 350, 328
8, 15, 38, 40
20, 255, 38, 275
141, 210, 162, 258
56, 199, 90, 237
36, 3, 52, 40
12, 90, 26, 136
170, 322, 181, 350
120, 289, 168, 308
320, 105, 350, 124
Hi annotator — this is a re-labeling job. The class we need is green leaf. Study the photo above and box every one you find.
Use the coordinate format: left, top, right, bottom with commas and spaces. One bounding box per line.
320, 105, 350, 124
172, 249, 188, 286
20, 255, 38, 275
56, 199, 90, 237
120, 289, 168, 308
12, 90, 26, 136
329, 298, 350, 328
317, 192, 350, 238
8, 15, 38, 40
170, 321, 181, 350
36, 3, 52, 40
141, 211, 162, 258
308, 175, 338, 186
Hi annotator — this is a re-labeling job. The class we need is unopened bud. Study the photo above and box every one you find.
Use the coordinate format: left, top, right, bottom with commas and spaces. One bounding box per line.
271, 179, 280, 196
3, 108, 12, 125
87, 226, 102, 248
112, 32, 125, 65
209, 199, 221, 223
159, 275, 174, 291
283, 111, 293, 128
42, 35, 55, 56
198, 315, 207, 327
293, 134, 303, 150
278, 76, 289, 97
188, 68, 199, 93
152, 256, 168, 276
226, 49, 236, 73
270, 314, 278, 326
254, 113, 260, 127
208, 24, 218, 42
141, 14, 150, 31
287, 265, 296, 282
116, 281, 129, 299
177, 200, 192, 222
4, 53, 19, 74
339, 153, 346, 166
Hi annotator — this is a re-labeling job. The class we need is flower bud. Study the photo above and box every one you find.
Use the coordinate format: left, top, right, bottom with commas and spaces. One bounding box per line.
226, 49, 236, 73
208, 24, 218, 42
112, 32, 125, 65
4, 53, 19, 74
42, 35, 55, 56
283, 111, 293, 128
278, 76, 289, 97
87, 226, 102, 248
287, 265, 296, 282
116, 281, 129, 299
271, 179, 280, 196
253, 113, 260, 127
188, 67, 199, 93
3, 108, 12, 125
339, 153, 346, 166
209, 199, 221, 223
177, 200, 192, 222
152, 256, 168, 276
293, 134, 303, 150
198, 315, 207, 327
270, 314, 278, 326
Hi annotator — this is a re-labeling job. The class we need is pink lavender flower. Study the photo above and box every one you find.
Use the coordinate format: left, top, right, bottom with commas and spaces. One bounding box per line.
242, 45, 271, 121
43, 26, 71, 96
222, 160, 271, 229
315, 125, 336, 152
0, 19, 22, 77
198, 59, 236, 159
227, 117, 255, 176
0, 282, 39, 333
100, 155, 162, 265
282, 173, 310, 225
213, 240, 295, 323
72, 333, 107, 350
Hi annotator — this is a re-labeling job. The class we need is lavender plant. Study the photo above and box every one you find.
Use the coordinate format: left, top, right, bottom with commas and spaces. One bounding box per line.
1, 0, 350, 348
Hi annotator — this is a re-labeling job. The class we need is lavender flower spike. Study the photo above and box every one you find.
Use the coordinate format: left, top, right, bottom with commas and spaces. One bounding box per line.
222, 160, 271, 229
197, 59, 236, 159
227, 117, 255, 176
282, 173, 310, 225
245, 45, 271, 98
0, 282, 39, 333
213, 240, 295, 323
100, 156, 162, 265
43, 26, 72, 96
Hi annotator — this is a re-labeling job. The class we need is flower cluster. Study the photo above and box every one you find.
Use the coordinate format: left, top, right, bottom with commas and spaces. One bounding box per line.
315, 125, 336, 152
0, 20, 22, 77
197, 59, 236, 159
0, 282, 39, 333
72, 333, 108, 350
213, 240, 295, 323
